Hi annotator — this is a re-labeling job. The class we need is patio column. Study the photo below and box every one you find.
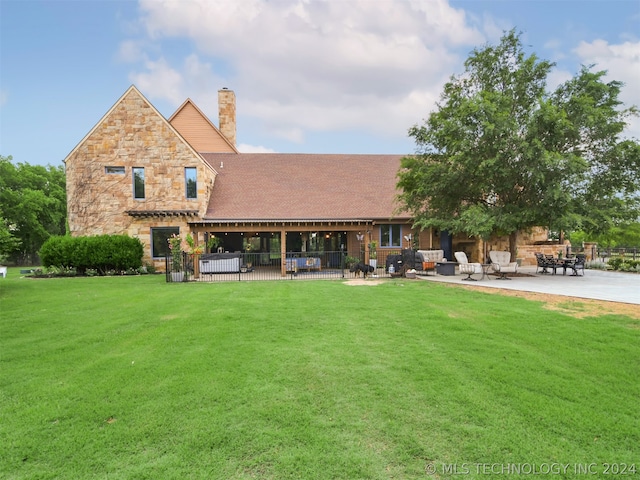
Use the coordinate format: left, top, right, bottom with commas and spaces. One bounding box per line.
281, 229, 287, 276
364, 231, 371, 263
191, 229, 201, 279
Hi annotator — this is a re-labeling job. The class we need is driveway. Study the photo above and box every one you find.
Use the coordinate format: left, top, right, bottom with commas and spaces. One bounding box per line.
419, 266, 640, 305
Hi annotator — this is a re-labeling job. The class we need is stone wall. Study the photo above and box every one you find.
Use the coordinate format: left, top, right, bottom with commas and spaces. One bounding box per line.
218, 88, 236, 147
66, 87, 216, 265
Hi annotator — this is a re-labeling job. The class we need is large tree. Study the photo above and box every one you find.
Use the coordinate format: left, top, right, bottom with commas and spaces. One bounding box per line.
0, 155, 67, 264
397, 30, 640, 259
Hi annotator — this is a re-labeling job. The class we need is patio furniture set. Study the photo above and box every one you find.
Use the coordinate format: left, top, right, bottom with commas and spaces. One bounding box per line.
535, 253, 585, 276
454, 250, 518, 281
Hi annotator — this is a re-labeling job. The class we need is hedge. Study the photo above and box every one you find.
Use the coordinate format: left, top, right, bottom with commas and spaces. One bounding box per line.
39, 235, 144, 275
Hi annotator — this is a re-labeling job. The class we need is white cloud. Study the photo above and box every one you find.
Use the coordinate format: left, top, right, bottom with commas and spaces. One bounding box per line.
129, 57, 185, 105
546, 68, 573, 93
117, 40, 146, 63
237, 143, 276, 153
131, 0, 484, 146
573, 39, 640, 139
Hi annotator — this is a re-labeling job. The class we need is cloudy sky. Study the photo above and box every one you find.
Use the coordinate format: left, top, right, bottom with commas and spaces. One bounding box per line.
1, 0, 639, 166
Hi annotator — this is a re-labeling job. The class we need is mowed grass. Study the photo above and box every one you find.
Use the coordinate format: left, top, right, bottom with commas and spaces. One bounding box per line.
1, 269, 638, 479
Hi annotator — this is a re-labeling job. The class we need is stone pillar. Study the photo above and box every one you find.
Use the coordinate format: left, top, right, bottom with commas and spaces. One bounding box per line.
584, 242, 597, 261
218, 88, 236, 147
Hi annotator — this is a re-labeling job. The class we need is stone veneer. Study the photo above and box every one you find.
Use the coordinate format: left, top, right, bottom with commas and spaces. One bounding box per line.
65, 87, 216, 267
218, 88, 236, 147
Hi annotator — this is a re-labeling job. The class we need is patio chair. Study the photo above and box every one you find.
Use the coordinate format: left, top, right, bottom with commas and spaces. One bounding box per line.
535, 252, 558, 274
489, 251, 518, 280
454, 251, 483, 281
564, 254, 586, 276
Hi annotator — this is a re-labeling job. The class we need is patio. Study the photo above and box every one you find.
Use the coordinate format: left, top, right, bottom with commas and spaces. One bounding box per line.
417, 265, 640, 305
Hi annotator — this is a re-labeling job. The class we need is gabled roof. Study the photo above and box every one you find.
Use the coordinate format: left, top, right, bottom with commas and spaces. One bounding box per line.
168, 99, 238, 153
200, 153, 409, 222
63, 86, 216, 176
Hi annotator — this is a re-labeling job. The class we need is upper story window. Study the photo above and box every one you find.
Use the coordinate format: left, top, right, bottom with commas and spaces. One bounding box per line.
380, 224, 401, 248
185, 167, 197, 199
105, 166, 125, 174
133, 167, 145, 199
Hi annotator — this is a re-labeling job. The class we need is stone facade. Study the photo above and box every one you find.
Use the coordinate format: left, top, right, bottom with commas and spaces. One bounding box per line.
65, 86, 216, 267
486, 227, 555, 266
218, 88, 236, 147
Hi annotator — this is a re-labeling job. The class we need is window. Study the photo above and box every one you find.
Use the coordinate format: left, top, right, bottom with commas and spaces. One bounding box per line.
185, 167, 197, 199
151, 227, 179, 258
105, 166, 125, 174
133, 167, 145, 199
380, 224, 401, 247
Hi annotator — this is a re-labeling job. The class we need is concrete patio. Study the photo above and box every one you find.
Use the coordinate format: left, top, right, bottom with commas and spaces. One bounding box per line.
418, 266, 640, 305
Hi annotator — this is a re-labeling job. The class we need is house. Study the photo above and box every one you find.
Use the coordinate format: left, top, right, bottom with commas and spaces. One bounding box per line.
65, 86, 430, 273
64, 85, 546, 274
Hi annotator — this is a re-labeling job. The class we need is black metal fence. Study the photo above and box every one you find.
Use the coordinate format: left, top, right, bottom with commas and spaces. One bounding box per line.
165, 249, 425, 282
596, 247, 639, 261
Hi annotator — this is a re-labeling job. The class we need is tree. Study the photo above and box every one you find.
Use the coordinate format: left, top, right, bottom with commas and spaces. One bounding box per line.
397, 30, 639, 259
0, 210, 21, 263
0, 155, 67, 264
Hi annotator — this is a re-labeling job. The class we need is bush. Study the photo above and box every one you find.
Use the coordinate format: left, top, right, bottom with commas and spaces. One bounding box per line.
585, 260, 606, 270
619, 259, 640, 272
606, 257, 640, 272
345, 256, 360, 268
607, 257, 624, 270
39, 235, 144, 275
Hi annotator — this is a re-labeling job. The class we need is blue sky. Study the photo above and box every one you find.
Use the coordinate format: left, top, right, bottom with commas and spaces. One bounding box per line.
1, 0, 639, 167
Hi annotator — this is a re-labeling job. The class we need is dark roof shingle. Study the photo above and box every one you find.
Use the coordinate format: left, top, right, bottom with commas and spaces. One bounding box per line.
200, 153, 407, 221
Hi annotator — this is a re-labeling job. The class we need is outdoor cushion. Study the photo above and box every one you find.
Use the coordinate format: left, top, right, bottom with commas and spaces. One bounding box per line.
489, 251, 518, 279
454, 251, 483, 280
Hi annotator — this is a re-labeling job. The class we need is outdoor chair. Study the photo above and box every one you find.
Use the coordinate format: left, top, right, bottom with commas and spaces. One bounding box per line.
535, 252, 558, 274
489, 251, 518, 280
564, 254, 586, 276
454, 251, 483, 281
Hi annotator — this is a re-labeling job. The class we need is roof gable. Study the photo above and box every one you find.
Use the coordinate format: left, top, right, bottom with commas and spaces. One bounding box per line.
169, 99, 238, 153
64, 86, 215, 176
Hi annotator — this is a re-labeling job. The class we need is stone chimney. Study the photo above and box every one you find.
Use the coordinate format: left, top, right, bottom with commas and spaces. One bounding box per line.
218, 88, 236, 147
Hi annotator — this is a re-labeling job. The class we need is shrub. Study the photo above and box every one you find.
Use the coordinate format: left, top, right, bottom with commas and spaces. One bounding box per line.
619, 259, 640, 272
39, 235, 144, 275
605, 257, 640, 272
39, 236, 75, 269
607, 257, 624, 270
585, 261, 606, 270
345, 256, 359, 268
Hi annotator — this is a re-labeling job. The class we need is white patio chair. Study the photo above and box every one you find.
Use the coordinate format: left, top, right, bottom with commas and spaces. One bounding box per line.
489, 251, 518, 280
454, 251, 483, 281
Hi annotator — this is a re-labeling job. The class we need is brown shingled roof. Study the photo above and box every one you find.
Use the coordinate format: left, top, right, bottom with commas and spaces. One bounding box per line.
200, 153, 408, 222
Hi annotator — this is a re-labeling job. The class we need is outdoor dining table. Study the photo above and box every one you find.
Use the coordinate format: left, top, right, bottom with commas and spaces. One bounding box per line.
480, 263, 492, 280
556, 257, 577, 275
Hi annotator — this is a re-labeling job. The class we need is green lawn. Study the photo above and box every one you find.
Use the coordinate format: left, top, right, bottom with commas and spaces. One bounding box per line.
1, 269, 638, 479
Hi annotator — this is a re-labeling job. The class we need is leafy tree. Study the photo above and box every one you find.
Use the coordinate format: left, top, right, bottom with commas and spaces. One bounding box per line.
397, 30, 639, 259
0, 155, 67, 264
0, 210, 21, 263
569, 221, 640, 249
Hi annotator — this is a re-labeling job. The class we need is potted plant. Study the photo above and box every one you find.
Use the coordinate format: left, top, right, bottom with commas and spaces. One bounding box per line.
168, 233, 185, 282
207, 235, 222, 253
185, 233, 203, 255
368, 241, 378, 270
